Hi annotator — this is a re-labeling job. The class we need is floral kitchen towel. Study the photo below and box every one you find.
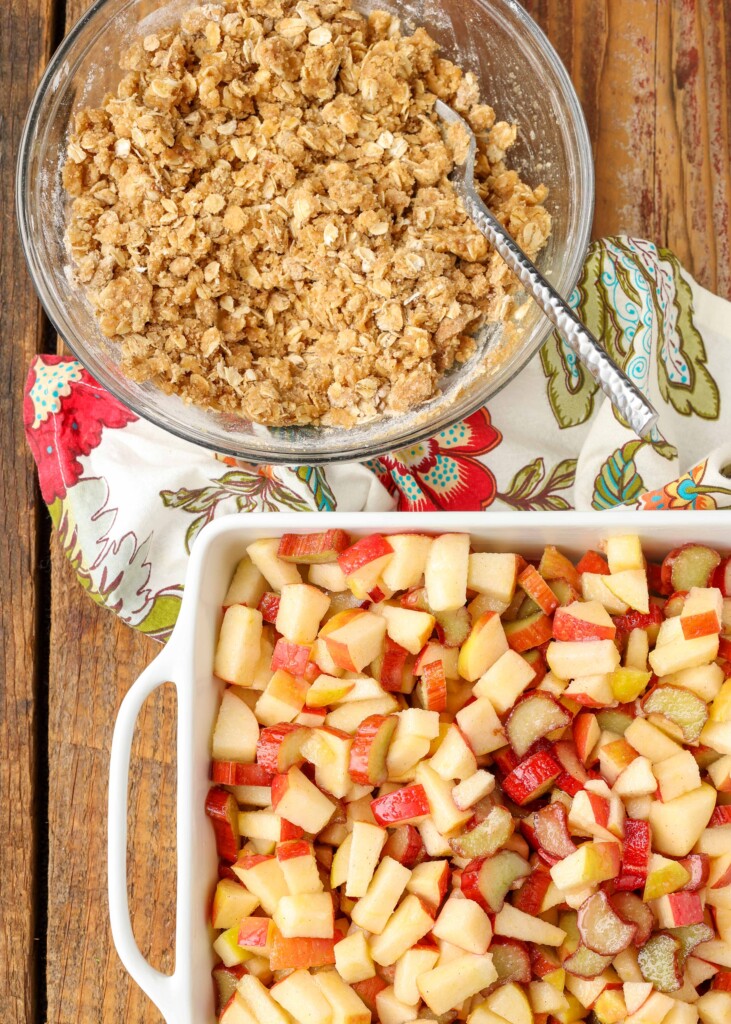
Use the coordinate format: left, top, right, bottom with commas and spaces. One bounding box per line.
25, 237, 731, 639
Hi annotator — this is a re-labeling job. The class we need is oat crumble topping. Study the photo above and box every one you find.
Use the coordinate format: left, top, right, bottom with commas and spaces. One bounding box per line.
63, 0, 551, 427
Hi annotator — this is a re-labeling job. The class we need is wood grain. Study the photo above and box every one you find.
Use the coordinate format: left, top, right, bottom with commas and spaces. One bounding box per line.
46, 553, 175, 1024
0, 1, 57, 1021
522, 0, 731, 299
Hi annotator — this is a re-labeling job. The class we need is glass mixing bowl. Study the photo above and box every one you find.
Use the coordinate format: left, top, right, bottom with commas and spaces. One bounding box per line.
17, 0, 594, 465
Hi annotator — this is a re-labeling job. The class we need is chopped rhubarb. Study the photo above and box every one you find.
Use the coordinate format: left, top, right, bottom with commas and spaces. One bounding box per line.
211, 761, 273, 786
205, 787, 240, 863
257, 591, 281, 623
349, 714, 398, 786
256, 723, 308, 774
414, 659, 447, 712
502, 750, 562, 805
504, 611, 554, 653
278, 529, 350, 564
576, 550, 610, 575
518, 564, 559, 614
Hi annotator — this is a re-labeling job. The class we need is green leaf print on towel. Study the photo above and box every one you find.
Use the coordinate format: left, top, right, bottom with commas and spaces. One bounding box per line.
592, 441, 646, 510
498, 457, 577, 511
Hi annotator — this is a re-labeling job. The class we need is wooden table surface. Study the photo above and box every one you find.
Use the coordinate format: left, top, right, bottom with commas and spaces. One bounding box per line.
2, 1, 730, 1021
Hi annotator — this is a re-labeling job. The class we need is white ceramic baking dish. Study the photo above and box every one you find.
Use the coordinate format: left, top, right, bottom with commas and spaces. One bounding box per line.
108, 510, 731, 1024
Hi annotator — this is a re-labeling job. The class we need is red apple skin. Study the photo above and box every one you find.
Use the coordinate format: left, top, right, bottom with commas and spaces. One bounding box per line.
211, 761, 274, 786
376, 636, 409, 692
502, 751, 562, 806
382, 824, 424, 867
573, 714, 599, 766
712, 863, 731, 890
587, 792, 610, 829
205, 787, 240, 862
338, 534, 393, 576
257, 591, 281, 623
271, 638, 313, 675
238, 918, 272, 949
234, 854, 271, 872
279, 819, 305, 841
513, 867, 552, 915
552, 740, 589, 796
276, 839, 313, 862
665, 891, 705, 926
712, 971, 731, 991
553, 607, 616, 642
710, 806, 731, 827
576, 551, 610, 576
370, 784, 430, 826
352, 976, 388, 1014
278, 529, 350, 564
270, 928, 343, 970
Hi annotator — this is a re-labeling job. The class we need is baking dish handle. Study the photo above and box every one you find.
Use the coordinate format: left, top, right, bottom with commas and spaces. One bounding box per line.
108, 651, 183, 1021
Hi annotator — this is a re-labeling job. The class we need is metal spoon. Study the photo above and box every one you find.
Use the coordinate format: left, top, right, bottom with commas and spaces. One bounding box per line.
435, 99, 658, 439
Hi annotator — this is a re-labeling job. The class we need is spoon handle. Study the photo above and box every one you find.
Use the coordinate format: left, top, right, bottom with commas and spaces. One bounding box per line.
459, 189, 658, 439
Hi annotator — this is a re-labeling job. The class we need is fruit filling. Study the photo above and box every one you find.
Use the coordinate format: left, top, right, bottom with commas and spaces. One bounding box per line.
206, 531, 731, 1024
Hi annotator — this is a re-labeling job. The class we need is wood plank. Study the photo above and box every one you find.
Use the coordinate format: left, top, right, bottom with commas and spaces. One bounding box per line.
47, 552, 175, 1024
45, 12, 176, 1024
0, 0, 57, 1021
524, 0, 731, 298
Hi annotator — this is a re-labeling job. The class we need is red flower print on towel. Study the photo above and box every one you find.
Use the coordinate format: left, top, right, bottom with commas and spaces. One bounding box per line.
24, 356, 137, 503
370, 409, 502, 511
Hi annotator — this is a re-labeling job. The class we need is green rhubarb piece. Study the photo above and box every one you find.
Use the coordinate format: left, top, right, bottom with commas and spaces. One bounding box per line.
637, 933, 682, 992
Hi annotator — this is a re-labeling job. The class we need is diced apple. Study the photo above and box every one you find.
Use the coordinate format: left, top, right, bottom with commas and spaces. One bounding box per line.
271, 765, 336, 834
547, 640, 620, 679
312, 968, 370, 1024
613, 755, 657, 798
468, 552, 519, 610
309, 561, 349, 592
582, 573, 629, 614
553, 600, 616, 642
335, 931, 375, 984
701, 720, 731, 755
625, 717, 683, 762
337, 534, 394, 600
393, 944, 440, 1006
606, 536, 644, 574
649, 634, 720, 677
380, 534, 433, 591
416, 762, 473, 835
425, 534, 470, 612
211, 878, 259, 929
325, 695, 399, 734
247, 538, 302, 591
429, 724, 478, 781
648, 781, 717, 856
605, 571, 649, 614
460, 850, 530, 913
343, 821, 386, 898
273, 892, 334, 939
456, 696, 507, 756
504, 611, 553, 653
254, 670, 309, 727
550, 841, 621, 892
494, 902, 566, 945
652, 891, 705, 928
206, 787, 240, 862
215, 606, 264, 686
350, 856, 411, 934
348, 714, 397, 786
212, 689, 260, 761
472, 650, 536, 713
320, 610, 387, 673
610, 667, 652, 703
698, 991, 731, 1024
369, 893, 435, 966
653, 749, 702, 802
237, 916, 275, 955
270, 969, 334, 1024
457, 613, 509, 682
681, 587, 724, 639
432, 896, 492, 955
232, 855, 288, 916
664, 663, 725, 703
276, 583, 331, 644
452, 769, 495, 810
373, 604, 435, 655
223, 556, 268, 609
418, 952, 498, 1016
